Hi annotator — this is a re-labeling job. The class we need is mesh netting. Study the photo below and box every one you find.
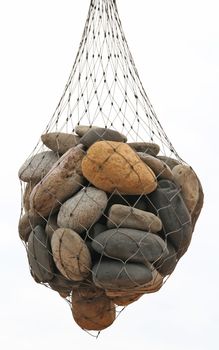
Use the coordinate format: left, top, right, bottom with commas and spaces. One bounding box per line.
18, 0, 203, 335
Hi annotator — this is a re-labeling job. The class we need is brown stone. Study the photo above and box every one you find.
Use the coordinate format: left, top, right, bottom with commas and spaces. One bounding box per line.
157, 156, 181, 169
23, 181, 37, 212
128, 142, 160, 156
51, 228, 92, 281
30, 145, 85, 217
107, 204, 162, 232
18, 151, 59, 183
107, 292, 143, 306
18, 211, 45, 242
45, 215, 59, 240
72, 287, 116, 331
41, 132, 80, 155
75, 125, 99, 137
172, 165, 200, 215
141, 269, 163, 293
138, 153, 173, 180
81, 141, 157, 195
80, 127, 127, 148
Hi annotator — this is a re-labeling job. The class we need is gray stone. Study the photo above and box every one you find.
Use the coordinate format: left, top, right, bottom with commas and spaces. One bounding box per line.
146, 180, 192, 258
49, 273, 80, 297
88, 223, 107, 239
18, 211, 45, 242
107, 204, 162, 233
30, 144, 85, 217
191, 177, 204, 230
75, 125, 99, 137
41, 132, 80, 155
80, 127, 127, 148
105, 193, 148, 215
128, 142, 160, 156
57, 187, 108, 233
154, 242, 178, 277
138, 153, 173, 181
18, 151, 59, 183
156, 156, 181, 169
92, 228, 168, 264
28, 225, 55, 282
92, 259, 153, 289
45, 215, 59, 240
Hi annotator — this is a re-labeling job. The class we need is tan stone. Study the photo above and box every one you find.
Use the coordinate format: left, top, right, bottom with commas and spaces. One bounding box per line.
138, 153, 173, 180
23, 181, 37, 212
30, 145, 85, 217
45, 215, 59, 240
51, 228, 92, 281
18, 151, 59, 183
172, 164, 200, 214
81, 141, 157, 195
71, 287, 116, 331
18, 211, 45, 242
41, 132, 80, 155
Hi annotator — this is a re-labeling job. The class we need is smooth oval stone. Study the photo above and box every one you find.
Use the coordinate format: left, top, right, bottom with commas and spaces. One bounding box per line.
30, 144, 85, 217
138, 153, 173, 181
27, 225, 55, 282
49, 273, 80, 297
107, 204, 162, 233
82, 141, 157, 195
75, 125, 99, 137
45, 215, 59, 240
92, 228, 168, 264
157, 156, 181, 169
88, 223, 107, 239
18, 151, 59, 183
92, 259, 153, 289
41, 132, 80, 155
23, 181, 37, 212
142, 269, 163, 294
18, 211, 45, 242
72, 287, 116, 331
105, 193, 148, 214
191, 178, 204, 230
80, 127, 127, 148
51, 228, 92, 281
146, 180, 192, 258
57, 187, 108, 233
172, 164, 200, 215
128, 142, 160, 156
154, 242, 178, 277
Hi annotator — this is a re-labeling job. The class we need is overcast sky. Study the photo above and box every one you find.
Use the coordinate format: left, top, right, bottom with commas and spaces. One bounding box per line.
0, 0, 218, 349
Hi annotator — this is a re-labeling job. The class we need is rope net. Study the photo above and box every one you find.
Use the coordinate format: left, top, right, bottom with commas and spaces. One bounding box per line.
18, 0, 203, 334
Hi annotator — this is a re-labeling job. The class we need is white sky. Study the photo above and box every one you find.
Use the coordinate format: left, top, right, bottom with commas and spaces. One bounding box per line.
0, 0, 218, 349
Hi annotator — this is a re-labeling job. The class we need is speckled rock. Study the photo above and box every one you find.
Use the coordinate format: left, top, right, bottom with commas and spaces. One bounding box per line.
41, 132, 80, 154
45, 215, 59, 240
75, 125, 99, 137
18, 211, 45, 242
28, 225, 55, 282
92, 228, 168, 264
156, 156, 181, 169
82, 141, 157, 195
57, 187, 108, 233
128, 142, 160, 156
172, 164, 200, 215
138, 153, 173, 180
107, 204, 162, 232
92, 259, 153, 289
79, 127, 127, 148
51, 228, 92, 281
18, 151, 59, 183
30, 144, 85, 217
72, 287, 116, 331
147, 180, 192, 258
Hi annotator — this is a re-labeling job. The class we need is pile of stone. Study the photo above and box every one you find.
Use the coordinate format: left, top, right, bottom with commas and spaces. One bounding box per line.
18, 125, 203, 331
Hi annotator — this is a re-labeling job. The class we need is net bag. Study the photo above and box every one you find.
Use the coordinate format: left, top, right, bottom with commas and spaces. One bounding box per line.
18, 0, 204, 333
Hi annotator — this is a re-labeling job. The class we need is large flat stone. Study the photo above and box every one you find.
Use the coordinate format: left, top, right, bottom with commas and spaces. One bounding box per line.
82, 141, 157, 195
41, 132, 80, 155
57, 187, 108, 233
79, 127, 127, 148
128, 142, 160, 156
107, 204, 162, 233
92, 228, 168, 264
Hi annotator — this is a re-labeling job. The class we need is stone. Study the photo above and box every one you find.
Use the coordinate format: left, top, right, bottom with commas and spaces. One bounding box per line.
191, 178, 204, 230
92, 259, 153, 289
18, 151, 59, 183
57, 187, 108, 233
49, 273, 80, 297
88, 223, 107, 239
41, 132, 80, 155
23, 181, 37, 212
138, 153, 173, 181
72, 287, 116, 331
156, 156, 181, 169
141, 269, 163, 293
146, 180, 192, 258
81, 141, 157, 195
18, 211, 45, 242
107, 204, 162, 233
154, 242, 178, 277
107, 292, 143, 306
172, 164, 200, 215
128, 142, 160, 156
30, 144, 85, 217
79, 127, 127, 148
45, 215, 59, 240
75, 125, 99, 137
27, 225, 55, 282
105, 193, 148, 215
92, 228, 168, 264
51, 228, 92, 281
